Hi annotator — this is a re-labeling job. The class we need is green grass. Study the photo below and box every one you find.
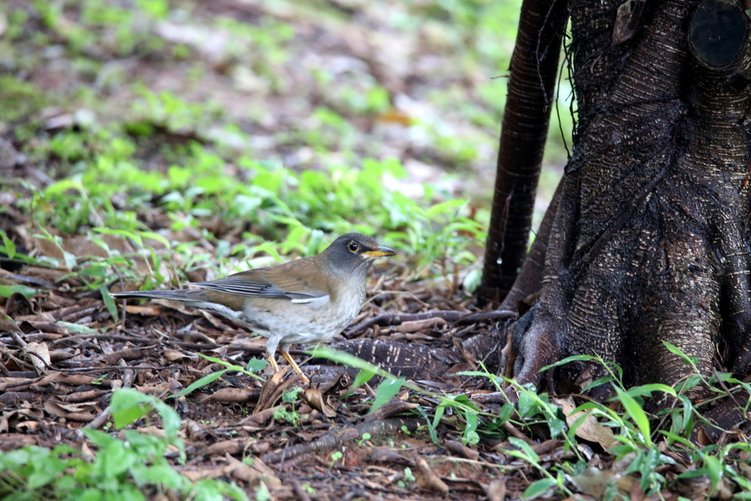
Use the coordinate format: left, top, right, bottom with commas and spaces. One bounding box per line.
14, 120, 485, 289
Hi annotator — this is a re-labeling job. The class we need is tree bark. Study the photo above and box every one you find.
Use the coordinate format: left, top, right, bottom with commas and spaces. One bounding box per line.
345, 0, 751, 397
477, 0, 568, 304
502, 0, 751, 392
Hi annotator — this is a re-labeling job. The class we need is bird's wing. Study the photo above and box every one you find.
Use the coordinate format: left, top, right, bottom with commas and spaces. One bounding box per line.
194, 268, 329, 303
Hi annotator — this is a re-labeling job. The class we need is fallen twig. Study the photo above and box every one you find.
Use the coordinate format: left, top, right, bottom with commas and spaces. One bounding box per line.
260, 417, 421, 464
85, 359, 135, 430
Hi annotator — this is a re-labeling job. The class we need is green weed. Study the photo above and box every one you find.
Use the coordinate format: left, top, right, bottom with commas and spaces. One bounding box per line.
175, 354, 266, 399
0, 389, 246, 500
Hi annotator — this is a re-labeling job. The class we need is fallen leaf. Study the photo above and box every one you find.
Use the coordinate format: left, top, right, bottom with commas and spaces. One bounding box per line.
554, 397, 618, 450
486, 478, 506, 501
254, 368, 292, 415
396, 317, 446, 333
205, 439, 246, 456
25, 342, 51, 374
302, 387, 337, 418
43, 400, 95, 422
413, 456, 449, 494
123, 304, 163, 316
163, 349, 191, 362
225, 454, 282, 489
365, 447, 411, 464
376, 108, 414, 126
569, 467, 619, 498
445, 439, 480, 460
207, 388, 256, 403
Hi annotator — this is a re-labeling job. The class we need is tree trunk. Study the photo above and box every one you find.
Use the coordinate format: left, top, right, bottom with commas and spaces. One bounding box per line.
477, 0, 568, 304
475, 0, 751, 392
341, 0, 751, 398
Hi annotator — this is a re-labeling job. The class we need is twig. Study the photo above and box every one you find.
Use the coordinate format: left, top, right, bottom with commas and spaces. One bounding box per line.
261, 417, 421, 464
85, 359, 135, 429
0, 269, 56, 289
50, 304, 101, 322
49, 333, 218, 351
457, 310, 518, 324
4, 324, 28, 348
57, 364, 194, 374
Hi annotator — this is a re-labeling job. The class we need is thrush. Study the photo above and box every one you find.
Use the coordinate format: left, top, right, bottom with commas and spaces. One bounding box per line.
111, 233, 395, 384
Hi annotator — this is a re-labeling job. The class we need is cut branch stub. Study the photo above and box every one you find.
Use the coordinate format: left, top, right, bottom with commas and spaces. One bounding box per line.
612, 0, 647, 45
689, 0, 749, 70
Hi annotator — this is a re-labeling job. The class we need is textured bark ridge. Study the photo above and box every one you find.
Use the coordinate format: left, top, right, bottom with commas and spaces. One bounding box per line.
506, 0, 751, 391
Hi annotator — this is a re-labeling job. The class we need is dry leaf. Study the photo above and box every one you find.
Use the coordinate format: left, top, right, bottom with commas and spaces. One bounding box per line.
396, 317, 446, 333
486, 478, 506, 501
25, 342, 51, 375
366, 447, 411, 464
413, 456, 449, 494
570, 467, 619, 498
254, 368, 292, 415
80, 441, 95, 462
16, 421, 39, 432
163, 349, 191, 362
181, 465, 231, 482
376, 108, 414, 126
554, 397, 618, 450
445, 439, 480, 460
43, 400, 95, 422
207, 388, 256, 403
205, 439, 246, 457
122, 304, 162, 316
225, 454, 282, 489
302, 387, 337, 418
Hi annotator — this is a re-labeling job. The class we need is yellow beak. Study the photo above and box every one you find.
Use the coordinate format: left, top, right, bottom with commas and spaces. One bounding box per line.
362, 246, 396, 258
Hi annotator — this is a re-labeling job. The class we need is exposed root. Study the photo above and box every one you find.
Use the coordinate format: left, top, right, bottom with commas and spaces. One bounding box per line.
344, 309, 516, 338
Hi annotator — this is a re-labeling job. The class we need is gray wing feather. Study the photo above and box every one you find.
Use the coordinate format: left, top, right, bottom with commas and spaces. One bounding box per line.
195, 277, 325, 301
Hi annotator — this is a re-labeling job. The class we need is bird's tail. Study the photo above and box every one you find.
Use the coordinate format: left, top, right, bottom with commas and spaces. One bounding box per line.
110, 289, 199, 302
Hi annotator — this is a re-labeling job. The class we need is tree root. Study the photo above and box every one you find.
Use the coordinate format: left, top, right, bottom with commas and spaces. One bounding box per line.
344, 309, 516, 338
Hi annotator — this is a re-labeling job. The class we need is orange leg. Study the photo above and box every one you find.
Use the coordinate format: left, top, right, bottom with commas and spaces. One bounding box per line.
266, 353, 279, 372
280, 349, 310, 385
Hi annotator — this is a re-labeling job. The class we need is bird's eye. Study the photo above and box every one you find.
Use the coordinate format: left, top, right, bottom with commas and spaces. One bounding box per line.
348, 241, 360, 252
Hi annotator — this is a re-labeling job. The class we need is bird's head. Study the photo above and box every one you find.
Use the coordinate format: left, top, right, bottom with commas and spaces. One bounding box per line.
322, 233, 395, 275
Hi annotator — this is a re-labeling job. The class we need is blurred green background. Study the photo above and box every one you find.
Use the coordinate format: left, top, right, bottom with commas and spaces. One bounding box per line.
0, 0, 571, 289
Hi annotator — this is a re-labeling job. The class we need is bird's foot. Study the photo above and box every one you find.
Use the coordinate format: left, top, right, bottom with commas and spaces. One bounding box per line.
280, 349, 310, 385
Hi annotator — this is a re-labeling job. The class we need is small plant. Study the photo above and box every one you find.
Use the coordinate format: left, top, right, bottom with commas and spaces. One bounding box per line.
329, 450, 344, 467
274, 386, 304, 425
175, 355, 266, 399
356, 432, 372, 446
397, 466, 416, 489
0, 389, 246, 499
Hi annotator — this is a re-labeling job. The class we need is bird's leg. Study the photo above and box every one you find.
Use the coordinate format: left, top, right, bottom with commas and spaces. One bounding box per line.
280, 348, 310, 385
266, 353, 279, 373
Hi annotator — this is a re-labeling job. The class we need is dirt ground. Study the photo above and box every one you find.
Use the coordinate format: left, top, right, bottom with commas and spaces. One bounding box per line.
2, 275, 533, 499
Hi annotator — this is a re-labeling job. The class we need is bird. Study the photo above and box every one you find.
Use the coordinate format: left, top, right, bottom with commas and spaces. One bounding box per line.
111, 233, 395, 384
